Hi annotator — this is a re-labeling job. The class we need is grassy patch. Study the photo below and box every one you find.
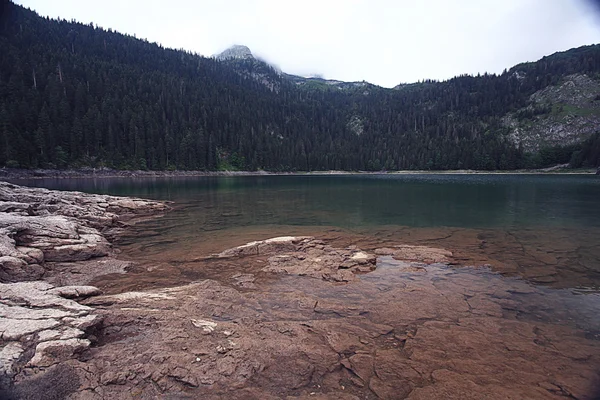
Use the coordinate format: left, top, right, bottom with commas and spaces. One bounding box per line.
551, 103, 598, 117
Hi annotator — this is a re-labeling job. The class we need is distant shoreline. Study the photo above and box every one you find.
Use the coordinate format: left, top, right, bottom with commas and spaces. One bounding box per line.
0, 167, 597, 180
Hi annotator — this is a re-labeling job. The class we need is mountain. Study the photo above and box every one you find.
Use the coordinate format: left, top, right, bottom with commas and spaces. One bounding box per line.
215, 45, 375, 92
284, 74, 377, 92
502, 73, 600, 152
1, 1, 599, 171
214, 45, 254, 61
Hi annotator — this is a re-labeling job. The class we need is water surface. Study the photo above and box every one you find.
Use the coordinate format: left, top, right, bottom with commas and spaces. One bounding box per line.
17, 173, 600, 229
14, 173, 600, 289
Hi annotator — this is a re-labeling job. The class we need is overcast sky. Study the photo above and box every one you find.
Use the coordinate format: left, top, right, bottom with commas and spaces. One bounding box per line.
14, 0, 600, 87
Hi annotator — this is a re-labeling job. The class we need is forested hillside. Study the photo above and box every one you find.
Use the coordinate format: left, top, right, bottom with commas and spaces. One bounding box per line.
1, 1, 599, 171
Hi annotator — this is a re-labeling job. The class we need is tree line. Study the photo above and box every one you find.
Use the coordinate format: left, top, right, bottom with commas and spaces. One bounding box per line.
1, 1, 599, 171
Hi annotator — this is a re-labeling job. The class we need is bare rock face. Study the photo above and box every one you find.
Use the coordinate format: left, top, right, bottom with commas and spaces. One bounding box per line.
0, 281, 102, 382
503, 73, 600, 152
214, 44, 254, 61
0, 182, 169, 283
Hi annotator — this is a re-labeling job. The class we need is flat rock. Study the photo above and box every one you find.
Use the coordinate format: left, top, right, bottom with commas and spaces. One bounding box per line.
212, 236, 314, 258
0, 317, 61, 340
47, 285, 102, 299
212, 236, 377, 282
0, 280, 102, 378
374, 245, 453, 264
17, 258, 598, 400
0, 182, 168, 282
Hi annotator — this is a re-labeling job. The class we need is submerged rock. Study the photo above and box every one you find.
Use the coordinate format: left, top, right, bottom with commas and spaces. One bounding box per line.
212, 236, 313, 258
26, 260, 595, 400
374, 245, 452, 264
211, 236, 377, 282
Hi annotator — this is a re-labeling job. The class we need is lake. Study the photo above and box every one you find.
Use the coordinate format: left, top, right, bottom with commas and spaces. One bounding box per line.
11, 173, 600, 397
16, 173, 600, 229
14, 173, 600, 287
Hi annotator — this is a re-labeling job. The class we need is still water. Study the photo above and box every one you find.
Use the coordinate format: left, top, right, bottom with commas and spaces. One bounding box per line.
15, 173, 600, 228
14, 173, 600, 288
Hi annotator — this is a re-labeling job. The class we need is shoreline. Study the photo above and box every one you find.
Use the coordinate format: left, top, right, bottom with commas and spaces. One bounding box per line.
0, 182, 170, 395
0, 182, 170, 285
1, 183, 599, 398
0, 167, 597, 180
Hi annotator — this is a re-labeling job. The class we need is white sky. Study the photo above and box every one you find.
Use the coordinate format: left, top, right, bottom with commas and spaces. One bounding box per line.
14, 0, 600, 88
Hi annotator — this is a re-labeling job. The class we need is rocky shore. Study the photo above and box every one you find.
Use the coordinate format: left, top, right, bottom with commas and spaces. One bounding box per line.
0, 182, 169, 397
1, 182, 599, 399
0, 182, 169, 284
1, 166, 597, 181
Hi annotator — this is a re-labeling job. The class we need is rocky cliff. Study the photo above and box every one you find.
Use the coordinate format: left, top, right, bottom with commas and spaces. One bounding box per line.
503, 73, 600, 152
214, 45, 254, 61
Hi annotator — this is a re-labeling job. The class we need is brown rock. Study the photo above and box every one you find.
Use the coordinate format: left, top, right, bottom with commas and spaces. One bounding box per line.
375, 245, 452, 264
348, 354, 374, 382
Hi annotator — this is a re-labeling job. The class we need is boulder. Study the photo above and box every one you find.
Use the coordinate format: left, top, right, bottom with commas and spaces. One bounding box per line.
0, 342, 24, 376
27, 338, 91, 368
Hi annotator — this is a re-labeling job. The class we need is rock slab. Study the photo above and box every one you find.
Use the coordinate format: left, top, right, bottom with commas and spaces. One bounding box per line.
0, 182, 169, 283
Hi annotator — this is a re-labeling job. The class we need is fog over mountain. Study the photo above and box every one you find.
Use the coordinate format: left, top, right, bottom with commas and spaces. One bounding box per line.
14, 0, 600, 87
2, 2, 600, 172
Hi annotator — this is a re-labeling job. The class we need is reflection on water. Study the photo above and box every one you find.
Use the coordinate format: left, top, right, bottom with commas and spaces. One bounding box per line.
13, 173, 600, 288
12, 174, 600, 229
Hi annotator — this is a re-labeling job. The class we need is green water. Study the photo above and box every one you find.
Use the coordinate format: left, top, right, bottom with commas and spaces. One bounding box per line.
15, 174, 600, 230
12, 173, 600, 289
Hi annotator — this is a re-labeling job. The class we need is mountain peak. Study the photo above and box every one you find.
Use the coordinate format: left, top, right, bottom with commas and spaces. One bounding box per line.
215, 45, 254, 61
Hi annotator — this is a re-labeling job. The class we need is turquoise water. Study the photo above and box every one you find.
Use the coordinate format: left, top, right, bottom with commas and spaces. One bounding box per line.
11, 174, 600, 289
13, 173, 600, 229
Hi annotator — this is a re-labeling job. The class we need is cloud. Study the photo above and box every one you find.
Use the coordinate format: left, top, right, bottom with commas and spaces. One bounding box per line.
15, 0, 600, 87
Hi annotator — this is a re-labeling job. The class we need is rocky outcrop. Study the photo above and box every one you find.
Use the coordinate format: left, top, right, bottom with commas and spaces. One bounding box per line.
0, 281, 102, 384
214, 45, 254, 61
211, 236, 377, 282
0, 182, 168, 396
504, 73, 600, 152
0, 182, 169, 283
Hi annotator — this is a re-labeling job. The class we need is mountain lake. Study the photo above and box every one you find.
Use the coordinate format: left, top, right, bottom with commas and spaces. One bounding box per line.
10, 173, 600, 398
